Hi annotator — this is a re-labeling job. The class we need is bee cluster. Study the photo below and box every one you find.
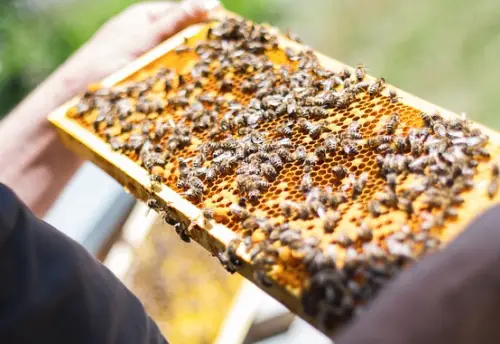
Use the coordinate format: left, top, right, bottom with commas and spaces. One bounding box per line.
69, 17, 498, 331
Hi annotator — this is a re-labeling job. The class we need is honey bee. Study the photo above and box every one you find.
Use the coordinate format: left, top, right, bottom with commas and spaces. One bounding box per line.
351, 80, 370, 94
241, 80, 258, 93
310, 106, 329, 118
279, 229, 302, 245
297, 203, 312, 220
343, 76, 355, 89
216, 250, 236, 274
356, 223, 373, 242
398, 197, 414, 217
354, 64, 367, 82
109, 138, 125, 151
336, 233, 353, 247
278, 121, 293, 137
286, 98, 298, 116
324, 135, 338, 152
367, 135, 393, 148
488, 163, 499, 198
254, 270, 273, 287
184, 187, 203, 202
379, 187, 398, 207
276, 147, 294, 162
335, 90, 355, 109
348, 121, 363, 139
430, 110, 444, 123
226, 238, 243, 267
261, 163, 277, 181
339, 67, 351, 80
230, 204, 251, 221
418, 111, 433, 126
367, 200, 382, 218
305, 153, 319, 167
175, 42, 190, 54
386, 173, 397, 191
443, 206, 458, 219
146, 198, 159, 210
388, 89, 401, 103
303, 236, 321, 248
201, 208, 214, 222
376, 143, 392, 153
343, 140, 359, 155
394, 136, 407, 153
368, 77, 385, 98
217, 77, 233, 92
386, 113, 400, 134
255, 178, 269, 191
300, 173, 313, 193
410, 140, 424, 156
242, 215, 261, 231
149, 172, 163, 189
307, 122, 325, 139
476, 147, 491, 159
332, 165, 348, 179
315, 145, 327, 161
205, 166, 217, 183
433, 121, 447, 137
269, 153, 284, 170
329, 191, 349, 209
295, 145, 307, 162
323, 211, 341, 233
280, 200, 295, 218
174, 222, 191, 243
187, 176, 205, 191
352, 173, 368, 199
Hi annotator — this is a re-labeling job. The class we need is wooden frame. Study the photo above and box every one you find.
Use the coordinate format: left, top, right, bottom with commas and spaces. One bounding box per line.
49, 9, 500, 335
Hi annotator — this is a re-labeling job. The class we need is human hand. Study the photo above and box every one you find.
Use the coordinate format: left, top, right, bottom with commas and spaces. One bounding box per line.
55, 0, 220, 96
0, 0, 220, 216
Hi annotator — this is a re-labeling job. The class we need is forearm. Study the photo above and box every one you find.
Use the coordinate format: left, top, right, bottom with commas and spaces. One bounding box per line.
0, 62, 89, 217
337, 204, 500, 344
0, 0, 214, 217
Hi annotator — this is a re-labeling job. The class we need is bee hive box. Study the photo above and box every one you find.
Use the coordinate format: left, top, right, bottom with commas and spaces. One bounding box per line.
111, 204, 245, 344
49, 9, 500, 335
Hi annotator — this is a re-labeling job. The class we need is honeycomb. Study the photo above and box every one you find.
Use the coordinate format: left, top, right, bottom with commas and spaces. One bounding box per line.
61, 14, 500, 333
127, 219, 242, 344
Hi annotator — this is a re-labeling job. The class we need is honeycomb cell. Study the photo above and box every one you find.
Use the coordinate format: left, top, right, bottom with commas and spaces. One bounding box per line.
60, 16, 500, 335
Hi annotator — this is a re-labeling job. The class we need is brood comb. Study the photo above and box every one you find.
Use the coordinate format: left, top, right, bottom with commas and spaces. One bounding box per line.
49, 10, 500, 335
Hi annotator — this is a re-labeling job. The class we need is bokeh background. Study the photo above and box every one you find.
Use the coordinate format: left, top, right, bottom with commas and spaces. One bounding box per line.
2, 0, 500, 127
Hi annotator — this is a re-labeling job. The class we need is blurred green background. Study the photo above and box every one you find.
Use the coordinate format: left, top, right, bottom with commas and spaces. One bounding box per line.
1, 0, 500, 127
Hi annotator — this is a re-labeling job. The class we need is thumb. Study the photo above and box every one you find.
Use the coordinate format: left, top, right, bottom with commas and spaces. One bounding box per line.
152, 0, 221, 41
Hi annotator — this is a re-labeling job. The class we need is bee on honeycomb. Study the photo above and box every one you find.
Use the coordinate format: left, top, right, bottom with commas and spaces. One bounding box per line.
67, 16, 497, 331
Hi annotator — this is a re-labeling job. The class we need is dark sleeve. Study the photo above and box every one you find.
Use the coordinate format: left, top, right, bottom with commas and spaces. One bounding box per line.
336, 204, 500, 344
0, 184, 167, 344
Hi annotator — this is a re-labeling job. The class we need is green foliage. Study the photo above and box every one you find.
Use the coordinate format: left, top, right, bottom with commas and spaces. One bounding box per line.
2, 0, 498, 128
0, 0, 279, 117
222, 0, 281, 23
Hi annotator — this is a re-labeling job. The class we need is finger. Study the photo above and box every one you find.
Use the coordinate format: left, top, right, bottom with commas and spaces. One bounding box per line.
145, 2, 177, 22
180, 0, 221, 18
152, 0, 221, 40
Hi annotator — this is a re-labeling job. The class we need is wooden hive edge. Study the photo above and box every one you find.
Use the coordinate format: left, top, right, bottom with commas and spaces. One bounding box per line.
48, 8, 500, 336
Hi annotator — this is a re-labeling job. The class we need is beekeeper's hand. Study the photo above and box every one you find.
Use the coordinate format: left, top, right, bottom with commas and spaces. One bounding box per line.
0, 0, 220, 216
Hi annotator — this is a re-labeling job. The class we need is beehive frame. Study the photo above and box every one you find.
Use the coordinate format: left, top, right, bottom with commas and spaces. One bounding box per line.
49, 9, 500, 335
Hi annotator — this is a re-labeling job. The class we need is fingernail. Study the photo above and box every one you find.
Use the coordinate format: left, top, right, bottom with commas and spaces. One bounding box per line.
202, 0, 221, 11
181, 0, 220, 15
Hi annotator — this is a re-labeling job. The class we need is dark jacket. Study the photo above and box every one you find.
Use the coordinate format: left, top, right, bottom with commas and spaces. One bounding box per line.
0, 184, 166, 344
